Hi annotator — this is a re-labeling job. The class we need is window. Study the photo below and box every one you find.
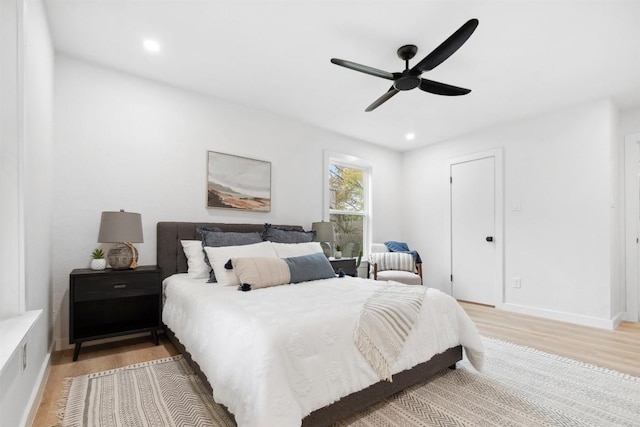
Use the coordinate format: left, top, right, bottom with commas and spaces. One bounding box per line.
325, 152, 371, 259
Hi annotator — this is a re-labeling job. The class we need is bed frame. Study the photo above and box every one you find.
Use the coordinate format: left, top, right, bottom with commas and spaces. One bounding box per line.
157, 221, 462, 427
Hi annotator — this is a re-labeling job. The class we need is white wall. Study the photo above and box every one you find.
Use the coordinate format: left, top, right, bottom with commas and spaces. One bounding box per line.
0, 0, 53, 426
52, 56, 404, 348
0, 0, 23, 321
620, 107, 640, 137
24, 0, 53, 323
403, 99, 620, 328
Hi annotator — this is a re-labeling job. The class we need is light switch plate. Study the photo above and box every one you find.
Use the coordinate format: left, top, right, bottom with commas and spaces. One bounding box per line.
513, 277, 521, 288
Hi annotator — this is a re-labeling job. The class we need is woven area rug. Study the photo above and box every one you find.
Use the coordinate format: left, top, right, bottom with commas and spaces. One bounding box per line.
337, 337, 640, 426
57, 338, 640, 427
57, 356, 234, 427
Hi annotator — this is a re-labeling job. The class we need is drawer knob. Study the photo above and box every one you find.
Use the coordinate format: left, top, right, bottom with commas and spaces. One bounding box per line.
113, 284, 127, 289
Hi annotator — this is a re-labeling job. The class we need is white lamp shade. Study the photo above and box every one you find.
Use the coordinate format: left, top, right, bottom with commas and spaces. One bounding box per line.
98, 210, 144, 243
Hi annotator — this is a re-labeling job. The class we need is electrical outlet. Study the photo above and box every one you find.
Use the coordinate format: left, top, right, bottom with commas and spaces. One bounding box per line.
21, 342, 27, 372
513, 277, 521, 288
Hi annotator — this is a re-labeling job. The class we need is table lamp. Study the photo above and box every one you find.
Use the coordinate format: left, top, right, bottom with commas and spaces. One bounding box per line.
98, 210, 144, 269
312, 221, 335, 258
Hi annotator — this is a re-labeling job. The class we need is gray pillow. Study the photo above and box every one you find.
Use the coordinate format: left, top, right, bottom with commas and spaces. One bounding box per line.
201, 230, 263, 248
262, 224, 315, 243
196, 226, 262, 282
284, 252, 336, 283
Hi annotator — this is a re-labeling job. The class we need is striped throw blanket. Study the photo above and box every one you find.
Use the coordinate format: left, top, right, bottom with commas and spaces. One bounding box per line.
354, 284, 426, 381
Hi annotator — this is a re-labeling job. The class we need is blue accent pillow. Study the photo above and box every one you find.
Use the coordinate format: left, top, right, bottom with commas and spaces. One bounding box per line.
384, 241, 422, 264
384, 241, 410, 252
284, 252, 336, 283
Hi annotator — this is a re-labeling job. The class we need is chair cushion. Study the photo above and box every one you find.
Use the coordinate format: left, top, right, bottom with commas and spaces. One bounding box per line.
370, 252, 415, 272
375, 270, 422, 286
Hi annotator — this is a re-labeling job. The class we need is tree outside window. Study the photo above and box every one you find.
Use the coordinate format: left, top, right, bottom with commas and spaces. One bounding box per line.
329, 163, 367, 259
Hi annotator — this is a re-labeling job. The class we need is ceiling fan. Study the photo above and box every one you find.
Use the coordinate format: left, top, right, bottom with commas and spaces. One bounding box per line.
330, 19, 479, 112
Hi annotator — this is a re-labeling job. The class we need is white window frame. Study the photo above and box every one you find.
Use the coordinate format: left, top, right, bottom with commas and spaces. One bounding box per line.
323, 151, 372, 257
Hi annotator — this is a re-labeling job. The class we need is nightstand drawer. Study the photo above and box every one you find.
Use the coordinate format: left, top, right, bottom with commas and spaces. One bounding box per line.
74, 274, 159, 301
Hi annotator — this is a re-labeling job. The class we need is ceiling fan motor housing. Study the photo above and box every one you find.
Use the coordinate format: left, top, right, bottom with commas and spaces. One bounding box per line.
393, 45, 421, 90
393, 70, 421, 91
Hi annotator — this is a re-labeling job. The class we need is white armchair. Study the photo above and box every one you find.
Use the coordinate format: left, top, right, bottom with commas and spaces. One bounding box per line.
368, 243, 423, 286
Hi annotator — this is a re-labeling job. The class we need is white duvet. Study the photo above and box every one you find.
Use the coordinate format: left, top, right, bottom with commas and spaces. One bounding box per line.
162, 274, 484, 427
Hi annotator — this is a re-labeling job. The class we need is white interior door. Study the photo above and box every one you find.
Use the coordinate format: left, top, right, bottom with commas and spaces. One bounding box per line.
451, 156, 496, 305
625, 136, 640, 322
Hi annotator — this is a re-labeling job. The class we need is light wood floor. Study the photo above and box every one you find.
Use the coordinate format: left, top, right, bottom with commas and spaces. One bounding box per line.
32, 335, 179, 427
31, 304, 640, 426
460, 301, 640, 377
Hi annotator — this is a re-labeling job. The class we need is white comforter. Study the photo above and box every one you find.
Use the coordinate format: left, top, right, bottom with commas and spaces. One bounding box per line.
162, 274, 484, 427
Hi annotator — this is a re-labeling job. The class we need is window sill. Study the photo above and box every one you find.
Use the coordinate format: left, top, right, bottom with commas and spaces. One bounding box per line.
0, 310, 42, 374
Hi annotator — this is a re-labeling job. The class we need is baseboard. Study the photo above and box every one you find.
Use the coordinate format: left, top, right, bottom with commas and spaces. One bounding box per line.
500, 302, 618, 330
611, 311, 626, 329
21, 347, 51, 427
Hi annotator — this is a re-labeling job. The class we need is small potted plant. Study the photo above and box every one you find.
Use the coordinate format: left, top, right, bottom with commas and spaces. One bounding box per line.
334, 245, 342, 259
90, 248, 107, 270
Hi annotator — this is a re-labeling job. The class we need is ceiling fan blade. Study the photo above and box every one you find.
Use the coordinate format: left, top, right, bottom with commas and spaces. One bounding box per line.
365, 87, 400, 112
331, 58, 395, 80
412, 18, 479, 72
419, 79, 471, 96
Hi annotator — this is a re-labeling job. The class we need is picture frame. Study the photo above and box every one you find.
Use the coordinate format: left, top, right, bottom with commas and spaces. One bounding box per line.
206, 151, 271, 212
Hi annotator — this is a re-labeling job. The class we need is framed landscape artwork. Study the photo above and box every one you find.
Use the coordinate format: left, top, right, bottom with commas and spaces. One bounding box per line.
207, 151, 271, 212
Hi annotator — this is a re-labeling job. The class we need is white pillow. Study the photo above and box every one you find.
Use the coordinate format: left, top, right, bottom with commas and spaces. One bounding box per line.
271, 241, 323, 258
204, 241, 278, 286
181, 240, 210, 279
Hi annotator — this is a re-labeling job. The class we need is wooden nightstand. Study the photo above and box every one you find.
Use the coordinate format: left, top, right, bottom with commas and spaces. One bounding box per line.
69, 265, 162, 361
329, 258, 357, 277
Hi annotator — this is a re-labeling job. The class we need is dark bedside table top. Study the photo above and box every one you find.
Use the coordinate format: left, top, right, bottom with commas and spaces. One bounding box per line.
71, 265, 161, 275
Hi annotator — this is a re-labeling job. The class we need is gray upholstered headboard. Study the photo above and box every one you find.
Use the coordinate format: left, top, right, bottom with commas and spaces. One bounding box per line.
156, 222, 303, 280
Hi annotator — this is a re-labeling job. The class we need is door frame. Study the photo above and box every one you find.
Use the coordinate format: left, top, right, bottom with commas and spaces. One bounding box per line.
624, 133, 640, 322
447, 148, 504, 307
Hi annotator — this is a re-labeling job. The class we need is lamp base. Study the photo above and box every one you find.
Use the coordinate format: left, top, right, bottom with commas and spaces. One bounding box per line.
107, 243, 139, 269
320, 242, 333, 258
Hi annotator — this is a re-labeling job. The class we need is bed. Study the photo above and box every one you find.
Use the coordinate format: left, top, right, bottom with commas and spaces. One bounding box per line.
157, 221, 484, 427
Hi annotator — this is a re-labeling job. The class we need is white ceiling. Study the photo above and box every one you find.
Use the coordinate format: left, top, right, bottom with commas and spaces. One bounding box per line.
43, 0, 640, 151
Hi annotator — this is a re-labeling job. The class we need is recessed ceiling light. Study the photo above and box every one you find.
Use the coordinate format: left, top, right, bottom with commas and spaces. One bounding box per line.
405, 132, 415, 141
143, 39, 161, 53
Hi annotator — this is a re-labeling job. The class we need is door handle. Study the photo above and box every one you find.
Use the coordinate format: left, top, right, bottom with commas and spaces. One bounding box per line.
486, 236, 493, 242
